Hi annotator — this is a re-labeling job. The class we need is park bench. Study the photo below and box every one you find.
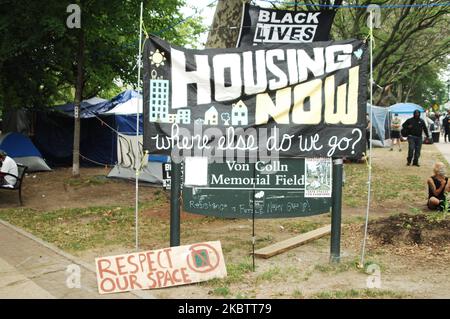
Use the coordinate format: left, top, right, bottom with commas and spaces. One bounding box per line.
0, 164, 27, 205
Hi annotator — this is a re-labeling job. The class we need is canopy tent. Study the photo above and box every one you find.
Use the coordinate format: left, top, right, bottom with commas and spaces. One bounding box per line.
389, 103, 424, 114
389, 102, 424, 122
0, 132, 51, 171
367, 103, 427, 148
389, 103, 427, 134
33, 90, 165, 184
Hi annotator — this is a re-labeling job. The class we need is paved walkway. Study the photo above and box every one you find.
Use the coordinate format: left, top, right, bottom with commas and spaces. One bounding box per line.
433, 141, 450, 165
0, 220, 154, 299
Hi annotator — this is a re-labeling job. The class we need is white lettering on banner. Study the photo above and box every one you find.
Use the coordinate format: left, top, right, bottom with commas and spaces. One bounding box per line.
326, 44, 352, 73
257, 10, 321, 24
213, 54, 242, 102
255, 66, 359, 125
297, 48, 324, 82
171, 45, 354, 109
254, 24, 318, 43
324, 66, 359, 125
243, 50, 267, 95
292, 79, 322, 125
258, 10, 271, 23
266, 49, 288, 91
171, 49, 211, 109
151, 125, 361, 158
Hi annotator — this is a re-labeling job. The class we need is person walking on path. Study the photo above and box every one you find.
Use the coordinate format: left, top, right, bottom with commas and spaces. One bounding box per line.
442, 110, 450, 143
390, 113, 402, 151
402, 110, 429, 167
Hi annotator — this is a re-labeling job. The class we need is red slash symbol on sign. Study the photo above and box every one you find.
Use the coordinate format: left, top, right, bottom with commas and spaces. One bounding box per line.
186, 243, 221, 273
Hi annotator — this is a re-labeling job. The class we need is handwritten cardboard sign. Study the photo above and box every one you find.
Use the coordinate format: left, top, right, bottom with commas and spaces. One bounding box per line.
95, 241, 227, 294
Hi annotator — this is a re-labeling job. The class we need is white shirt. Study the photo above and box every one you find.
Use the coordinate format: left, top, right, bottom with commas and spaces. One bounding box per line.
1, 156, 18, 186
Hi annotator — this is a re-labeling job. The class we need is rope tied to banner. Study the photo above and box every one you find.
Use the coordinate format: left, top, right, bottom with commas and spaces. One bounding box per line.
256, 0, 450, 9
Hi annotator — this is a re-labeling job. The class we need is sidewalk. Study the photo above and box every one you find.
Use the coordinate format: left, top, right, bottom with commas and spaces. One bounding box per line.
0, 220, 154, 299
433, 141, 450, 165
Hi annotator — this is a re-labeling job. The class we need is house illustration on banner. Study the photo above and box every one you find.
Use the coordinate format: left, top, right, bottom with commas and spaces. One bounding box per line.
204, 106, 218, 125
231, 100, 248, 125
149, 79, 170, 123
176, 109, 191, 124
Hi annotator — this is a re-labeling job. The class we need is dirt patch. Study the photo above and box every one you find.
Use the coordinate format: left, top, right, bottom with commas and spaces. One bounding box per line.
368, 213, 450, 246
0, 167, 162, 211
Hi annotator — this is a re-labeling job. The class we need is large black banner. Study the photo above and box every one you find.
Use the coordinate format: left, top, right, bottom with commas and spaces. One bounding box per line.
237, 3, 336, 47
143, 35, 368, 160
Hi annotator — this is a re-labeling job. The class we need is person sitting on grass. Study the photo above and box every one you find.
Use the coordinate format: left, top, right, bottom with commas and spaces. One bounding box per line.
427, 162, 449, 211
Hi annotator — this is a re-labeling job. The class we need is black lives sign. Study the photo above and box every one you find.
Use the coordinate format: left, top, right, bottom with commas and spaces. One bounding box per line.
237, 3, 335, 47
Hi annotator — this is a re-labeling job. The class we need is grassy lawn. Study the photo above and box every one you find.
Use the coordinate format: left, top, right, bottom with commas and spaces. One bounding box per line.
1, 147, 442, 255
0, 147, 448, 298
0, 147, 431, 254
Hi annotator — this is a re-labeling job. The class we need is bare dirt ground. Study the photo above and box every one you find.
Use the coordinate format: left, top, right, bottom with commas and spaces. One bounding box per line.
0, 142, 449, 298
0, 167, 156, 210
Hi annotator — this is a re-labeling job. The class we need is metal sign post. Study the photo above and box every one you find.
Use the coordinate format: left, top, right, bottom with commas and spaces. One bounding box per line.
170, 160, 182, 247
330, 158, 343, 263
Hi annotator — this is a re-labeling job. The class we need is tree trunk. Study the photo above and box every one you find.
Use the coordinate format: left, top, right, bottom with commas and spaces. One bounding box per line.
205, 0, 249, 48
72, 29, 85, 177
397, 82, 403, 103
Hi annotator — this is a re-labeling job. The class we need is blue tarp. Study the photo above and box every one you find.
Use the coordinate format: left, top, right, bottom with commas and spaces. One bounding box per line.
34, 90, 149, 166
115, 114, 143, 135
55, 90, 139, 119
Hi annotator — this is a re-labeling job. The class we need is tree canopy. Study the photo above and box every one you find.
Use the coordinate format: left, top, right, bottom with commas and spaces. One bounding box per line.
330, 0, 450, 107
0, 0, 206, 113
207, 0, 449, 107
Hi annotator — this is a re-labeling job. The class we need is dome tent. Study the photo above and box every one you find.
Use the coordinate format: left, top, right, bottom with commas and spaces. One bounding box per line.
0, 132, 51, 171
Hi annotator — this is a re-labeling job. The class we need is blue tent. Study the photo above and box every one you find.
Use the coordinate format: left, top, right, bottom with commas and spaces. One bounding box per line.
0, 132, 51, 171
33, 90, 166, 183
34, 90, 143, 166
389, 103, 424, 114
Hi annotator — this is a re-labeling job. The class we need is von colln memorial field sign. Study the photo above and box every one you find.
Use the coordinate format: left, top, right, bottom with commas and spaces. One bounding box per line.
183, 157, 332, 218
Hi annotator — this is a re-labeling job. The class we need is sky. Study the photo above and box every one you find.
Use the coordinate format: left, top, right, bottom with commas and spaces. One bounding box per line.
180, 0, 217, 47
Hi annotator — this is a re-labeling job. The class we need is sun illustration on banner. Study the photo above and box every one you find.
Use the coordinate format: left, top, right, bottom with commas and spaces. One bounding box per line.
150, 49, 166, 67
